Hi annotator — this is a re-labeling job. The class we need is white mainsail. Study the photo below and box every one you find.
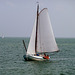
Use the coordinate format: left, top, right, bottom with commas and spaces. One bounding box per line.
37, 8, 59, 53
27, 8, 59, 55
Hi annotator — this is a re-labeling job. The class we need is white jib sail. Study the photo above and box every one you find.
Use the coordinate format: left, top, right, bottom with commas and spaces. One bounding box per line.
37, 8, 59, 53
27, 18, 36, 55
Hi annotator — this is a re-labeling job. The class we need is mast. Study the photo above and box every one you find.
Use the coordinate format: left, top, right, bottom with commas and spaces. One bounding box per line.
35, 3, 39, 53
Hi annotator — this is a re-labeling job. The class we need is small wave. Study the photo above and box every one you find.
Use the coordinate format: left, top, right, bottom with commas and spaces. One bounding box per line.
50, 57, 75, 61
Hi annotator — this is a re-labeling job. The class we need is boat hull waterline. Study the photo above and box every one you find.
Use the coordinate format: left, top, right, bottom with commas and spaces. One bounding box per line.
23, 55, 50, 61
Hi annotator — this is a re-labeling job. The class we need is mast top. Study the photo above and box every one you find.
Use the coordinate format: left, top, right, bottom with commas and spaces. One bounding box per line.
36, 1, 39, 4
36, 2, 39, 12
37, 3, 39, 11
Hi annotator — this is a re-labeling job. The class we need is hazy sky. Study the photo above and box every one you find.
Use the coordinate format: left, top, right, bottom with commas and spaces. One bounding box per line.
0, 0, 75, 38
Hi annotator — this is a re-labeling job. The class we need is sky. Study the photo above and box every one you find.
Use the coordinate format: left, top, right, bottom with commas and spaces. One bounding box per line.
0, 0, 75, 38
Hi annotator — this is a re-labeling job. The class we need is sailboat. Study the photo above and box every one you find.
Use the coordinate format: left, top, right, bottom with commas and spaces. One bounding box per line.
1, 34, 4, 39
23, 3, 59, 61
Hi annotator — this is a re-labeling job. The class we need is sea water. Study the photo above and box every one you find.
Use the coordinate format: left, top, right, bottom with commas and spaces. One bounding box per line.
0, 37, 75, 75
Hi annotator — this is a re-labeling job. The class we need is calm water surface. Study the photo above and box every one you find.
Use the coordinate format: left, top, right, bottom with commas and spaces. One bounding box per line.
0, 38, 75, 75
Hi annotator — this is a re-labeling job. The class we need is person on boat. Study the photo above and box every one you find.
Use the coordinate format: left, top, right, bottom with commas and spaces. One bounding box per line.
46, 55, 49, 60
44, 53, 46, 56
36, 54, 39, 56
43, 53, 47, 59
34, 54, 39, 56
43, 53, 49, 59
